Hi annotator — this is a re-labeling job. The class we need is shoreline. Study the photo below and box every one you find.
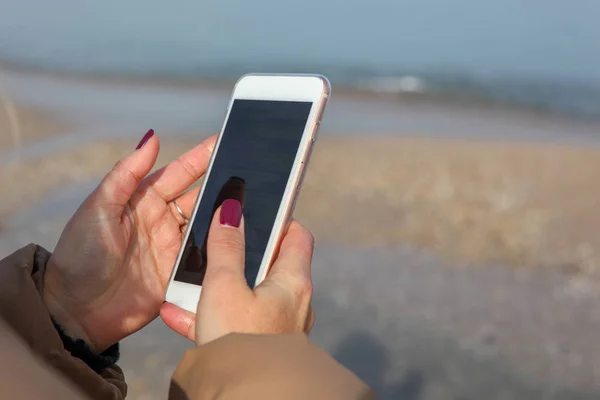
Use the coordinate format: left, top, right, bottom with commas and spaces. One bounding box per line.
3, 62, 599, 125
4, 66, 600, 153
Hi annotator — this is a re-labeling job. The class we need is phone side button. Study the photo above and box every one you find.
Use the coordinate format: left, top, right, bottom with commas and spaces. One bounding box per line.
313, 121, 321, 142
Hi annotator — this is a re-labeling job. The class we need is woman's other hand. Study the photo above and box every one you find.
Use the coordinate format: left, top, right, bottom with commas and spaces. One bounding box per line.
44, 130, 217, 352
160, 199, 316, 345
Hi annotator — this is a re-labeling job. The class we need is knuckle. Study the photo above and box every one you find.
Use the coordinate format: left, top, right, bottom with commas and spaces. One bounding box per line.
111, 159, 139, 185
287, 222, 315, 259
185, 318, 196, 341
294, 221, 315, 243
211, 235, 244, 252
206, 265, 238, 283
296, 234, 315, 260
302, 229, 316, 249
201, 139, 215, 156
176, 157, 201, 180
291, 277, 313, 301
112, 158, 126, 173
295, 222, 315, 244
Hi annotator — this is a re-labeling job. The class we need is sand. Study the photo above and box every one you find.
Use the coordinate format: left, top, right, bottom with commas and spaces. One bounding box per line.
3, 112, 600, 281
0, 102, 69, 149
300, 138, 600, 273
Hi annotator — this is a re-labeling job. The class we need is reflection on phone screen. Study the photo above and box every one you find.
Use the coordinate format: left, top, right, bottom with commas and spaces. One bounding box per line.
179, 177, 246, 283
174, 100, 312, 287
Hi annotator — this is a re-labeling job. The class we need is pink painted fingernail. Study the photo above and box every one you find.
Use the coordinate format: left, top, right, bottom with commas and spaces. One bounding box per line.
220, 199, 242, 228
136, 129, 154, 150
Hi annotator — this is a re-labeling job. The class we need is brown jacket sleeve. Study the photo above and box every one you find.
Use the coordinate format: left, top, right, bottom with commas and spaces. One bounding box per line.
1, 244, 372, 400
170, 333, 374, 400
0, 316, 86, 399
0, 244, 126, 400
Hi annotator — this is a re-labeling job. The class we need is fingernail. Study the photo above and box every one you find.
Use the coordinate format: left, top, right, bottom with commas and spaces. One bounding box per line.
136, 129, 154, 150
220, 199, 242, 228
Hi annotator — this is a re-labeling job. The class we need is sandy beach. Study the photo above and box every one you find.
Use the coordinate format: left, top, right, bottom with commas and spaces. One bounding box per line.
4, 103, 600, 278
3, 69, 600, 399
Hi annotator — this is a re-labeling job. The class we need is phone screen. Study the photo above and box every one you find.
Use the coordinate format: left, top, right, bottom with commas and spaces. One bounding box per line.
174, 99, 313, 287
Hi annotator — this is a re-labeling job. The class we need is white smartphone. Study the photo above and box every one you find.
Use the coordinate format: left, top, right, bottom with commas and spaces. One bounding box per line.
165, 73, 330, 313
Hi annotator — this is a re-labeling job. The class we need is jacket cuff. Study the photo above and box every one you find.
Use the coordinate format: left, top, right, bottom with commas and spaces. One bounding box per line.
53, 319, 120, 373
171, 333, 373, 400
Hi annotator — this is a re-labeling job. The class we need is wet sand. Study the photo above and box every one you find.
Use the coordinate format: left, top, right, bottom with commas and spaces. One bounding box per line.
3, 70, 600, 399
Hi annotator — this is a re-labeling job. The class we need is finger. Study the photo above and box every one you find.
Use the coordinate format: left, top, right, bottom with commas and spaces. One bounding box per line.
259, 221, 314, 309
160, 302, 195, 342
94, 129, 159, 210
144, 135, 217, 201
204, 199, 247, 288
268, 221, 315, 284
304, 306, 316, 334
168, 185, 201, 223
169, 201, 187, 227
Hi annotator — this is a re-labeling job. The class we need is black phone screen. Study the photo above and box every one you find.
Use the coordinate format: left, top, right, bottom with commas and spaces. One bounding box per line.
174, 99, 313, 287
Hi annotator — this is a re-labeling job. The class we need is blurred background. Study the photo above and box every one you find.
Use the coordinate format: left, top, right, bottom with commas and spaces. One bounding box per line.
1, 0, 600, 398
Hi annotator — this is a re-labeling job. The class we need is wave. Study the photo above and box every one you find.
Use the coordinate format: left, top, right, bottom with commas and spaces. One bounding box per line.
357, 73, 600, 120
2, 56, 600, 120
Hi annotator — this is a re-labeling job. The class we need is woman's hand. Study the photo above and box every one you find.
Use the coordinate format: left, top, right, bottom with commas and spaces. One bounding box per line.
44, 130, 217, 352
160, 199, 316, 345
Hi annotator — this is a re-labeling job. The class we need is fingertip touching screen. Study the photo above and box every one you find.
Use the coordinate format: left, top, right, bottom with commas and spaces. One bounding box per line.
174, 99, 313, 287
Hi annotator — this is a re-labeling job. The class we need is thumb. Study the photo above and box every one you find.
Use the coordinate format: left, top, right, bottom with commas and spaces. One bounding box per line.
160, 302, 196, 342
204, 199, 247, 289
94, 129, 159, 209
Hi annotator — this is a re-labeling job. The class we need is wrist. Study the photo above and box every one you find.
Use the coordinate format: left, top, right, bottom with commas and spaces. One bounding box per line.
43, 260, 120, 353
52, 318, 120, 372
42, 287, 100, 350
